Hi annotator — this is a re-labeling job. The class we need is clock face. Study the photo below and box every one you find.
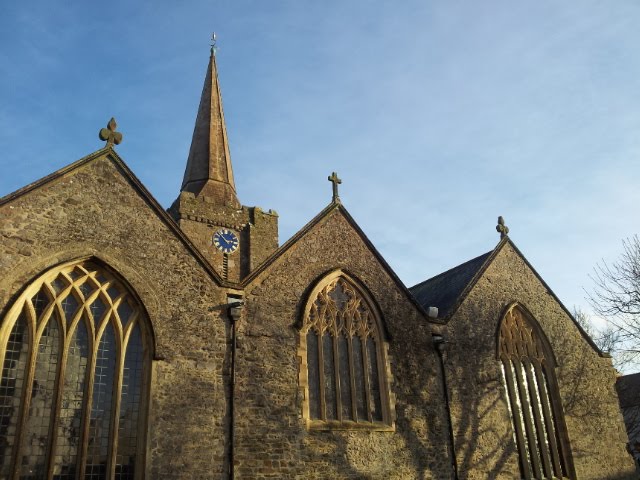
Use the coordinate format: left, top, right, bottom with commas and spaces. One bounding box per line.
213, 228, 239, 254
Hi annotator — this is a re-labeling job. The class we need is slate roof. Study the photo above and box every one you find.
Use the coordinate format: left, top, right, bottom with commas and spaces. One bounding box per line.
409, 251, 492, 318
617, 372, 640, 409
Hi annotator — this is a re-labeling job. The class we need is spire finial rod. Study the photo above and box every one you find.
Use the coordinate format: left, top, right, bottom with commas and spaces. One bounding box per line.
328, 172, 342, 203
211, 32, 217, 55
99, 117, 122, 148
496, 216, 509, 239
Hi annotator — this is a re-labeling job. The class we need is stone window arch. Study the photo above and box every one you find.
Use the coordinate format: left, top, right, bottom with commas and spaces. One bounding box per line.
498, 304, 574, 480
299, 271, 393, 430
0, 260, 152, 480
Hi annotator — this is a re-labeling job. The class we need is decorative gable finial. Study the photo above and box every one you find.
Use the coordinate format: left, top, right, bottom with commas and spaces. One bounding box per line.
496, 216, 509, 239
99, 117, 123, 148
328, 171, 342, 203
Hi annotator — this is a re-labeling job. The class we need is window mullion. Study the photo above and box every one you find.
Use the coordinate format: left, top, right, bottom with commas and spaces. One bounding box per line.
347, 337, 357, 422
317, 329, 326, 421
524, 360, 553, 478
107, 324, 125, 479
502, 358, 532, 480
44, 319, 70, 480
361, 335, 373, 423
375, 338, 387, 423
70, 316, 94, 480
12, 307, 42, 480
535, 366, 564, 477
77, 325, 99, 479
332, 332, 342, 422
513, 359, 543, 478
7, 309, 36, 480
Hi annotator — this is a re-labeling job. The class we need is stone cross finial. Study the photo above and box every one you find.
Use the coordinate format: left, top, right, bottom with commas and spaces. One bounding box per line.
496, 216, 509, 239
328, 172, 342, 202
99, 118, 123, 148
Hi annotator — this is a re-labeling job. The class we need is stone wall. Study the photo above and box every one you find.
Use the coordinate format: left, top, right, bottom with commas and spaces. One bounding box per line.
2, 150, 633, 479
238, 207, 453, 479
0, 152, 234, 478
444, 241, 635, 479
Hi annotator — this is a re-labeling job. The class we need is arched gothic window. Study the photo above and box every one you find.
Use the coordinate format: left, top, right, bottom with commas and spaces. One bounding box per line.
299, 272, 392, 429
498, 304, 574, 480
0, 261, 151, 480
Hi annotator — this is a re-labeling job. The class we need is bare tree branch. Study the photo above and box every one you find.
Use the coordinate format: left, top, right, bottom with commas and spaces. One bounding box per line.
585, 235, 640, 371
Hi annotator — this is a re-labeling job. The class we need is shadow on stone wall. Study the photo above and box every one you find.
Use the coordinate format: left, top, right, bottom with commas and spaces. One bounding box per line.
391, 347, 456, 480
444, 349, 517, 478
231, 316, 635, 478
232, 298, 455, 480
557, 344, 637, 477
442, 300, 637, 479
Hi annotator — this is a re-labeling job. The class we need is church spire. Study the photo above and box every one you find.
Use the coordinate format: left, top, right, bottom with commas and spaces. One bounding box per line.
181, 46, 240, 208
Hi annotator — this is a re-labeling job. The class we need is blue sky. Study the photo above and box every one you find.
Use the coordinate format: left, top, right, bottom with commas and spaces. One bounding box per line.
1, 1, 639, 331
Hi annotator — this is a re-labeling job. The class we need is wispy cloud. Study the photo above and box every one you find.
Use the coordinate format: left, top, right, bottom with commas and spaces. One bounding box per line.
1, 0, 639, 330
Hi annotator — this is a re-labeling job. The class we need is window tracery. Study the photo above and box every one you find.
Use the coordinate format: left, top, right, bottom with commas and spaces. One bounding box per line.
0, 261, 150, 480
498, 304, 573, 480
299, 273, 392, 429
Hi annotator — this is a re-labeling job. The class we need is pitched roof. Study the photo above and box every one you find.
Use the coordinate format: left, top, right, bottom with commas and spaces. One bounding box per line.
409, 251, 492, 318
617, 372, 640, 409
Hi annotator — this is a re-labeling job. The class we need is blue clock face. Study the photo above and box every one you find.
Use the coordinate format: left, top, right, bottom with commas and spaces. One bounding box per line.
213, 228, 239, 254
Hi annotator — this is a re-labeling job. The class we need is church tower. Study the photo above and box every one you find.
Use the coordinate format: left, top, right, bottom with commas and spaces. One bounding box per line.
170, 49, 278, 282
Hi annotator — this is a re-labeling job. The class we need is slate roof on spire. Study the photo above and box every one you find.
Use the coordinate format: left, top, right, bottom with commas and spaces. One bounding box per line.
181, 51, 240, 208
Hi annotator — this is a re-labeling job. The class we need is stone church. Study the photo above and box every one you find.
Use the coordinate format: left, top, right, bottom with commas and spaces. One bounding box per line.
0, 50, 635, 480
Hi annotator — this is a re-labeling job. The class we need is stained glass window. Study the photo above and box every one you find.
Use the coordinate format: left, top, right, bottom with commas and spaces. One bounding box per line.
0, 261, 150, 479
301, 273, 391, 427
116, 325, 144, 480
499, 305, 573, 479
0, 311, 29, 478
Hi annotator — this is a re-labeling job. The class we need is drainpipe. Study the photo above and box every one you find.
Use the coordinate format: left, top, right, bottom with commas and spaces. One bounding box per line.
227, 297, 244, 480
433, 332, 459, 480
